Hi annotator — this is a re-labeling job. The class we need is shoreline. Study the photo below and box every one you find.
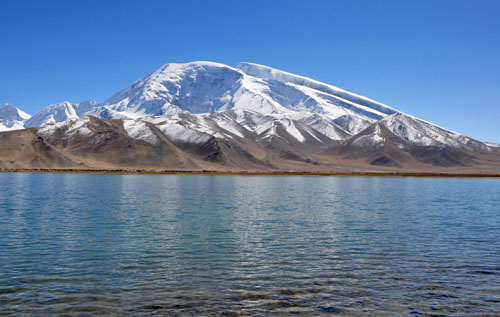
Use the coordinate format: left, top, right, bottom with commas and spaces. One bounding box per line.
1, 168, 500, 178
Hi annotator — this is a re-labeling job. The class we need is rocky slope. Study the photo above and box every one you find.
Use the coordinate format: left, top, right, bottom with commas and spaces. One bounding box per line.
0, 113, 498, 173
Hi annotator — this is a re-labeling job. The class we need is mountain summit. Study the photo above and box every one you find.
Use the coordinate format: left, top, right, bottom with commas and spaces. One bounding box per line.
0, 104, 31, 131
88, 61, 397, 135
24, 100, 98, 128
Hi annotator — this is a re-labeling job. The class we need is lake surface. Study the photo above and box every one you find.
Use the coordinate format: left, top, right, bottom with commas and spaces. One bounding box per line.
0, 173, 499, 315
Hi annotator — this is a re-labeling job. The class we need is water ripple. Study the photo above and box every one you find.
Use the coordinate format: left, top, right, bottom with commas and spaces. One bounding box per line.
0, 173, 499, 315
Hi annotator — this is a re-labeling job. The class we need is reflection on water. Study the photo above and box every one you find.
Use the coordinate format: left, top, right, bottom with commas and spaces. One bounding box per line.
0, 173, 499, 315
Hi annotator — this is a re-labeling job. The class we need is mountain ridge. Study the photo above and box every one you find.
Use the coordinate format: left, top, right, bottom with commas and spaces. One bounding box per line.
1, 113, 498, 173
1, 61, 499, 173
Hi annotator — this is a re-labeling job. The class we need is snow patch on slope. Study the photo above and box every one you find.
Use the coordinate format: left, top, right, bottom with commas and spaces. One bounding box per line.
37, 117, 93, 139
123, 120, 159, 145
352, 125, 385, 148
380, 113, 486, 149
485, 142, 500, 148
151, 116, 213, 145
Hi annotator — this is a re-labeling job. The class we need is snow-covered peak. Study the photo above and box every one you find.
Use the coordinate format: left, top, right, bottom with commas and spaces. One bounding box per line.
23, 100, 100, 129
141, 61, 241, 92
90, 61, 402, 133
11, 61, 494, 149
99, 61, 250, 116
36, 116, 93, 139
0, 103, 31, 121
0, 103, 31, 131
379, 112, 487, 150
20, 61, 404, 133
24, 101, 79, 128
158, 61, 238, 73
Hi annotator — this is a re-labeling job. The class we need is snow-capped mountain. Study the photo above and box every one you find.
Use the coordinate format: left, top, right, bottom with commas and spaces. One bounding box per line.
24, 100, 98, 128
1, 61, 498, 172
340, 113, 488, 151
0, 104, 31, 131
14, 61, 403, 137
85, 61, 397, 135
327, 112, 495, 168
379, 113, 488, 150
2, 111, 496, 172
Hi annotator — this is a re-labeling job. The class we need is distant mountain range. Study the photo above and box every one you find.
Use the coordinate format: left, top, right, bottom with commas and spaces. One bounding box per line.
1, 61, 499, 173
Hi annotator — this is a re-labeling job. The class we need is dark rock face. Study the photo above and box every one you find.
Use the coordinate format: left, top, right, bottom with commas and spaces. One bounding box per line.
370, 156, 402, 168
408, 147, 471, 167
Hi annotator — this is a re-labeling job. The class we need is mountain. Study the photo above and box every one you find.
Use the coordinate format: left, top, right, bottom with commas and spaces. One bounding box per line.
323, 113, 494, 168
1, 113, 498, 173
14, 61, 402, 136
16, 61, 398, 135
0, 115, 271, 170
24, 100, 98, 128
87, 62, 396, 134
0, 104, 31, 131
345, 113, 488, 151
1, 61, 499, 173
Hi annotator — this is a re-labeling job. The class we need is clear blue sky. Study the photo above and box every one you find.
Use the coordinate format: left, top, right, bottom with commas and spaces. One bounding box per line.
1, 0, 499, 142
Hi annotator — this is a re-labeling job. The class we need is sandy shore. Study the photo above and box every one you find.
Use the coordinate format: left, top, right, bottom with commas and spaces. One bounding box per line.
1, 168, 499, 178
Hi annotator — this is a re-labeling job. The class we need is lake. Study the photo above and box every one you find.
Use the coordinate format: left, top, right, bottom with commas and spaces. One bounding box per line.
0, 173, 499, 315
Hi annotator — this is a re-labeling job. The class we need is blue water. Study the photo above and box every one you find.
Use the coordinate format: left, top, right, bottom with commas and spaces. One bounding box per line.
0, 173, 499, 315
